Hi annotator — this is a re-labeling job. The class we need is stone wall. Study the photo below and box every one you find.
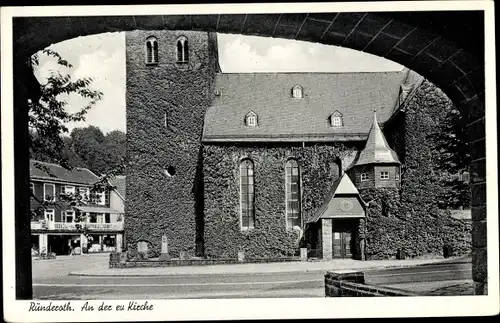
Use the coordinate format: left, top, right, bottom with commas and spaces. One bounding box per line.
324, 271, 418, 297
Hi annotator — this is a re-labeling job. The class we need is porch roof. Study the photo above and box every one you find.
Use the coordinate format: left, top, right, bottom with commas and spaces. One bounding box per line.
74, 206, 122, 214
307, 173, 366, 223
320, 213, 365, 219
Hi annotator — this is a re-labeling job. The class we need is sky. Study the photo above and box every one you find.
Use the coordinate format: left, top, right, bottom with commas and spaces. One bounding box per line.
34, 32, 403, 134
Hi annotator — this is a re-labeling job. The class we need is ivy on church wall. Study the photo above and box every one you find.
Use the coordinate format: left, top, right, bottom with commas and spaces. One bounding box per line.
359, 186, 470, 259
124, 28, 470, 260
124, 30, 219, 258
361, 79, 471, 259
202, 143, 358, 258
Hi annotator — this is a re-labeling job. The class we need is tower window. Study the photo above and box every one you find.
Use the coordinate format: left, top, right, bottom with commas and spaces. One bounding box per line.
330, 111, 343, 127
165, 166, 176, 177
245, 111, 258, 127
176, 36, 189, 64
145, 37, 158, 64
380, 171, 390, 180
361, 173, 369, 182
285, 159, 301, 230
240, 159, 255, 230
292, 85, 303, 98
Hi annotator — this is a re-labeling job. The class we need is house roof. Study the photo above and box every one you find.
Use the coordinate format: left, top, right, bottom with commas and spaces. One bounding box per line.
307, 173, 365, 223
354, 111, 400, 166
203, 69, 411, 143
30, 160, 100, 185
109, 175, 126, 200
74, 206, 122, 214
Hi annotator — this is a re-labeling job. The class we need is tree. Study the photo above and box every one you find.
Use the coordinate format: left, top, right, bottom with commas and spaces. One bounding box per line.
28, 49, 109, 236
28, 49, 103, 169
431, 107, 471, 209
70, 126, 107, 175
65, 126, 127, 175
103, 130, 127, 175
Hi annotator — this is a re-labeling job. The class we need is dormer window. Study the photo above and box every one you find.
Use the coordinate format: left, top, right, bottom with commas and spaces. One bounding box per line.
145, 36, 158, 64
330, 111, 343, 127
245, 111, 258, 127
176, 36, 189, 64
292, 85, 303, 98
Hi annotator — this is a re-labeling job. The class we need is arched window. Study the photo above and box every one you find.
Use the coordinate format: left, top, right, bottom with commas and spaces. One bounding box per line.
292, 85, 303, 98
176, 36, 189, 64
285, 159, 301, 229
145, 37, 158, 64
245, 111, 258, 127
240, 159, 255, 230
330, 158, 341, 179
330, 111, 343, 127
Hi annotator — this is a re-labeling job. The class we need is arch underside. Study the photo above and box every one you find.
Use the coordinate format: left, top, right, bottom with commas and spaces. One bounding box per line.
14, 12, 484, 118
11, 11, 487, 297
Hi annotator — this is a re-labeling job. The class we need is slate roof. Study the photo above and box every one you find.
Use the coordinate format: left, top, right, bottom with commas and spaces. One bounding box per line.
354, 111, 400, 166
390, 69, 425, 115
203, 69, 411, 142
30, 160, 100, 185
307, 173, 366, 223
109, 175, 126, 200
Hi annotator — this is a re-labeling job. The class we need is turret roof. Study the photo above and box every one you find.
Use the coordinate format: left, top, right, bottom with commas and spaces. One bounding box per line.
354, 111, 400, 166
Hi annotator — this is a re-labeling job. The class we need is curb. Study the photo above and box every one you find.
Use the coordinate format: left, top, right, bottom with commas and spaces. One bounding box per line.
66, 260, 467, 277
68, 268, 335, 277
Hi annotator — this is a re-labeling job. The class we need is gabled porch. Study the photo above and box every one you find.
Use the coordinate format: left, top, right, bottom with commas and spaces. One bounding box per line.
306, 173, 367, 260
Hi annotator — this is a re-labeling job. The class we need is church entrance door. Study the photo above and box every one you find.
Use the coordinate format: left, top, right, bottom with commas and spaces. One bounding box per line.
332, 230, 353, 259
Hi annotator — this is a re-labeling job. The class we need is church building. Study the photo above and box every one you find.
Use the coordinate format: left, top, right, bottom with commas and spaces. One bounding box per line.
124, 30, 466, 261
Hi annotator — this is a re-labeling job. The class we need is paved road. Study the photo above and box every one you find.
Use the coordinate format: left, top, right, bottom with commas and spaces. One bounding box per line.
33, 272, 326, 299
32, 254, 325, 299
32, 254, 472, 299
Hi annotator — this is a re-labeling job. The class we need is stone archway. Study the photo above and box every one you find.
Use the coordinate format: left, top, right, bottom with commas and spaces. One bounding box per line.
11, 11, 487, 298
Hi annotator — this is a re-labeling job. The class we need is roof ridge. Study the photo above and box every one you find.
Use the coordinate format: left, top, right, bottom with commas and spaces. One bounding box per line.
30, 159, 63, 168
217, 70, 405, 76
30, 159, 94, 173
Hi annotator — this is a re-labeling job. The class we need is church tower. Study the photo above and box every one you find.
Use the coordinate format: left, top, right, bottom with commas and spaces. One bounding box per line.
125, 30, 220, 257
350, 111, 401, 189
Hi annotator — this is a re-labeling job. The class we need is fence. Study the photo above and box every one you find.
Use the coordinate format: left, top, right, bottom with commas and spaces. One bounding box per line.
31, 221, 123, 231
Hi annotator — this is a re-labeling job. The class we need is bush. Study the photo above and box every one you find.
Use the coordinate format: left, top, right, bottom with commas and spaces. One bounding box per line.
126, 250, 138, 261
135, 251, 148, 261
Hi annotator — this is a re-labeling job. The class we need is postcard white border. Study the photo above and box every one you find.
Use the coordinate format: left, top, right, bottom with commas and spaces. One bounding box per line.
2, 1, 498, 321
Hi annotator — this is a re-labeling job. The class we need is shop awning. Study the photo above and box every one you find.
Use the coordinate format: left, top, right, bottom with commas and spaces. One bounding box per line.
74, 206, 122, 214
